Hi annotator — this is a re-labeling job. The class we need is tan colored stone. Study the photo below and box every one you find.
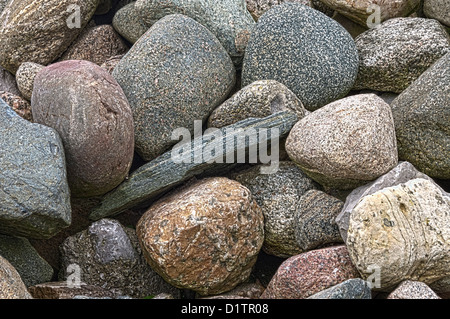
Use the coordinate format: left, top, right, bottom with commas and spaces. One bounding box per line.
0, 255, 32, 299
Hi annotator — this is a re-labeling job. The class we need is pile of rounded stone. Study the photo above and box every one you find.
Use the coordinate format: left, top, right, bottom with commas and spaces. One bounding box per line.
0, 0, 449, 300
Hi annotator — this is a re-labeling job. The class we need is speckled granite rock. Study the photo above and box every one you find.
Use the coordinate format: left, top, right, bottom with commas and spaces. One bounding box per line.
261, 245, 360, 299
286, 94, 398, 190
59, 24, 128, 66
136, 177, 264, 296
294, 190, 344, 252
336, 161, 449, 243
319, 0, 420, 27
0, 99, 71, 239
0, 0, 100, 74
231, 162, 320, 257
307, 278, 372, 299
208, 80, 306, 128
387, 280, 441, 299
0, 255, 33, 299
113, 14, 235, 161
391, 52, 450, 179
15, 62, 44, 101
28, 282, 115, 299
32, 60, 135, 198
134, 0, 255, 66
242, 3, 359, 111
112, 2, 151, 44
100, 54, 125, 74
0, 234, 53, 287
0, 0, 8, 13
245, 0, 313, 21
311, 0, 334, 16
347, 178, 450, 291
0, 91, 32, 121
424, 0, 450, 27
353, 18, 450, 93
0, 65, 20, 96
59, 218, 181, 298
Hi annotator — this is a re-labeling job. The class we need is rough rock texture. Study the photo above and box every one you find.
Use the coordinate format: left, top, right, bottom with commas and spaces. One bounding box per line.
0, 255, 33, 299
332, 12, 368, 39
307, 278, 372, 299
261, 245, 360, 298
0, 99, 71, 239
242, 3, 359, 111
353, 18, 450, 93
32, 60, 135, 198
0, 0, 100, 74
59, 24, 128, 66
112, 2, 151, 44
15, 62, 44, 101
136, 177, 264, 296
134, 0, 255, 66
319, 0, 421, 27
113, 14, 235, 161
346, 178, 450, 291
336, 161, 448, 243
0, 65, 20, 96
59, 218, 181, 298
286, 93, 398, 190
294, 190, 344, 252
424, 0, 450, 27
387, 280, 441, 299
0, 90, 32, 121
391, 52, 450, 179
231, 162, 320, 257
89, 111, 299, 220
0, 234, 53, 287
100, 54, 125, 74
207, 80, 306, 128
0, 0, 8, 13
245, 0, 313, 21
28, 282, 116, 299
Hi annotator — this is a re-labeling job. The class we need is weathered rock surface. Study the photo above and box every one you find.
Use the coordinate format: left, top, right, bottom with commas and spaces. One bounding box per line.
307, 278, 372, 299
112, 2, 151, 44
15, 62, 44, 101
0, 90, 32, 121
28, 282, 116, 299
32, 60, 135, 198
0, 255, 33, 299
0, 65, 20, 96
424, 0, 450, 27
387, 280, 441, 299
136, 177, 264, 296
245, 0, 313, 21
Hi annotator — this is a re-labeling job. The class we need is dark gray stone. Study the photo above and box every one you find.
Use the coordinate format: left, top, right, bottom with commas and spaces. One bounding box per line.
90, 111, 299, 220
59, 218, 181, 299
391, 52, 450, 179
0, 234, 53, 287
242, 3, 359, 111
294, 190, 344, 252
307, 278, 372, 299
113, 14, 236, 161
0, 99, 71, 239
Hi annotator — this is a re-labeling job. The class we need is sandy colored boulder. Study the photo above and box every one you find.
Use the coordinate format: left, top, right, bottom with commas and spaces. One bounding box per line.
0, 255, 33, 299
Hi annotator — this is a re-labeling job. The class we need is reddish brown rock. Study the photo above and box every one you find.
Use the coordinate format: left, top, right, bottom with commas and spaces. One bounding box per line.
0, 90, 32, 121
261, 245, 360, 299
28, 282, 115, 299
0, 255, 32, 299
31, 60, 134, 198
136, 177, 265, 296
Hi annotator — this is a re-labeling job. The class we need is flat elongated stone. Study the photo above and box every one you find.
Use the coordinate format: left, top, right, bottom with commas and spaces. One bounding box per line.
90, 111, 298, 220
307, 278, 372, 299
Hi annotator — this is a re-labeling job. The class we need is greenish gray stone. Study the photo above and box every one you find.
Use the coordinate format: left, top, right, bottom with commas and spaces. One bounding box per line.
135, 0, 255, 66
424, 0, 450, 27
354, 17, 450, 93
307, 278, 372, 299
0, 99, 71, 239
0, 234, 53, 287
207, 80, 306, 128
113, 14, 236, 161
391, 52, 450, 179
112, 2, 151, 43
90, 111, 299, 220
242, 2, 359, 111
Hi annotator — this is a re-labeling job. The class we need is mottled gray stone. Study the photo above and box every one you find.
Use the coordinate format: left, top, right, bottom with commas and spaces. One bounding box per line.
0, 65, 20, 96
112, 2, 151, 44
245, 0, 313, 21
388, 280, 441, 299
59, 219, 181, 298
113, 14, 235, 161
242, 3, 359, 111
336, 161, 449, 243
0, 90, 32, 121
424, 0, 450, 27
391, 52, 450, 179
286, 94, 398, 190
0, 0, 100, 74
294, 190, 344, 252
307, 278, 372, 299
0, 99, 71, 239
0, 234, 53, 287
207, 80, 306, 128
89, 111, 299, 220
135, 0, 255, 66
0, 255, 32, 299
231, 162, 320, 257
15, 62, 44, 101
0, 0, 9, 14
354, 18, 450, 93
